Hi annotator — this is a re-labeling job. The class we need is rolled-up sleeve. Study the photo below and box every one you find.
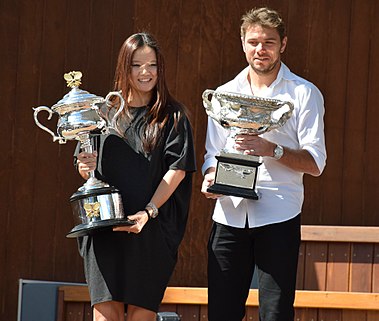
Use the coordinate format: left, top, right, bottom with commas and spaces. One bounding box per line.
298, 84, 327, 174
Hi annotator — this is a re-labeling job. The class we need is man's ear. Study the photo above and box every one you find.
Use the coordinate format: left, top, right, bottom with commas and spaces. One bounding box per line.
280, 36, 288, 53
241, 37, 246, 52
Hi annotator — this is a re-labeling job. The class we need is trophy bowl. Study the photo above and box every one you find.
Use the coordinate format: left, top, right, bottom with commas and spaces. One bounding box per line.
202, 89, 294, 199
33, 71, 135, 238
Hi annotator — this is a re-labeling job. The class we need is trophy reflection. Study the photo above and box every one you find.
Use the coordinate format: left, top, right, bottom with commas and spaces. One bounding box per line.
202, 89, 294, 200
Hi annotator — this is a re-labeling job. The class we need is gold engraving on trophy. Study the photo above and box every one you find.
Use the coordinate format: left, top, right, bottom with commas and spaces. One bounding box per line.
84, 202, 101, 218
64, 71, 83, 88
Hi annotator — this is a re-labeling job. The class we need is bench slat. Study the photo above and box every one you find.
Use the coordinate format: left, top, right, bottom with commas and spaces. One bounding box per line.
59, 286, 379, 311
301, 225, 379, 243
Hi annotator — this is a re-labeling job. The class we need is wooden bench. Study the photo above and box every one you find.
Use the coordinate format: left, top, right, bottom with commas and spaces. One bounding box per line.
56, 225, 379, 321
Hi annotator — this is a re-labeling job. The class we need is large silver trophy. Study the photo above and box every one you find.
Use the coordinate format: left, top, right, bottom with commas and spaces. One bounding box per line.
33, 71, 135, 238
203, 89, 294, 199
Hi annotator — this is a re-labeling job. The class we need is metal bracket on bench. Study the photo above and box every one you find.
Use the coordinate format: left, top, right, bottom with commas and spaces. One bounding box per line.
157, 311, 181, 321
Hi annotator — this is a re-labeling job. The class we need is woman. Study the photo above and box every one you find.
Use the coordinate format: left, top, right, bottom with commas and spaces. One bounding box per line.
76, 32, 196, 321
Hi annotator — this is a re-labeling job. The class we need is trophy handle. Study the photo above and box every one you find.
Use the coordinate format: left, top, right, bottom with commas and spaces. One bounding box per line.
33, 106, 66, 144
105, 91, 125, 128
202, 89, 215, 110
270, 102, 294, 126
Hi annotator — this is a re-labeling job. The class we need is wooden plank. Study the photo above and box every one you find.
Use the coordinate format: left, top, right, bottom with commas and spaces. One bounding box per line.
294, 308, 318, 321
317, 0, 351, 226
373, 244, 379, 292
177, 304, 201, 321
0, 0, 20, 319
364, 0, 379, 227
318, 309, 341, 321
245, 306, 259, 321
300, 0, 329, 226
165, 0, 208, 287
301, 225, 379, 243
159, 304, 177, 313
200, 305, 208, 321
57, 289, 65, 321
326, 242, 350, 291
62, 285, 90, 302
341, 0, 371, 225
5, 1, 45, 320
349, 243, 374, 292
296, 242, 305, 289
342, 310, 367, 321
368, 311, 379, 321
294, 291, 379, 310
64, 302, 86, 321
303, 242, 327, 290
58, 286, 379, 310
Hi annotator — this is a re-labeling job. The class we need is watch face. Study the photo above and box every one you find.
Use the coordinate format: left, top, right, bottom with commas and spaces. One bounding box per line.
274, 145, 284, 159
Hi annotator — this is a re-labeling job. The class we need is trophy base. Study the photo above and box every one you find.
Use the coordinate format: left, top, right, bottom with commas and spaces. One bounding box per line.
69, 185, 131, 238
210, 152, 262, 200
66, 218, 136, 238
207, 184, 260, 200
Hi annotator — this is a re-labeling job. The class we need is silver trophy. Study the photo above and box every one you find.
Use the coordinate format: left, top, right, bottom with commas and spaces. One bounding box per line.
33, 71, 135, 238
203, 89, 294, 199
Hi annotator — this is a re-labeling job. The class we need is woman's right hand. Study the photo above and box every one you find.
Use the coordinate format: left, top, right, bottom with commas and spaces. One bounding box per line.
76, 151, 98, 179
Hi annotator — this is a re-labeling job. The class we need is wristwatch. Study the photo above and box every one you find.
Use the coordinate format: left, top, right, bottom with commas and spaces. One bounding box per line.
145, 202, 159, 218
273, 144, 284, 160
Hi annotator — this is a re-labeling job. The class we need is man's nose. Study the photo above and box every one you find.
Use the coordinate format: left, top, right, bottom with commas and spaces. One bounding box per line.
256, 43, 265, 51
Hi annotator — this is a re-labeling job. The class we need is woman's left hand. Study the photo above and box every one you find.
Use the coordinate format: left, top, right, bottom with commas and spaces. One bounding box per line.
113, 210, 150, 234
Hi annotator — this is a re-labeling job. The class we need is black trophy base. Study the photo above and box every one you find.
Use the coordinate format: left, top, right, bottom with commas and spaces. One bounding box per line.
209, 152, 262, 200
207, 183, 260, 200
66, 218, 136, 238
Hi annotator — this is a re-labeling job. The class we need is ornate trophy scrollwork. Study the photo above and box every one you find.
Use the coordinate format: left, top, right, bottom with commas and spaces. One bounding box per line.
33, 71, 135, 238
202, 89, 294, 200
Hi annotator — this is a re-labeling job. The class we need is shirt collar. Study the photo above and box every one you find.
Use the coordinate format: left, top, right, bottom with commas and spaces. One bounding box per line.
237, 62, 294, 93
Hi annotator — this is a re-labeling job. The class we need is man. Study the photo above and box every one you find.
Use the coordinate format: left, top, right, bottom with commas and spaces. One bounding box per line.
201, 7, 326, 321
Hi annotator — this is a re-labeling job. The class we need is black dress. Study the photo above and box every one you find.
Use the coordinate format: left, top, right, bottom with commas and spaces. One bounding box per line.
77, 105, 196, 312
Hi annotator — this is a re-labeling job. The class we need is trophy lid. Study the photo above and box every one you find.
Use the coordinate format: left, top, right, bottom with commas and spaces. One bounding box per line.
52, 71, 104, 113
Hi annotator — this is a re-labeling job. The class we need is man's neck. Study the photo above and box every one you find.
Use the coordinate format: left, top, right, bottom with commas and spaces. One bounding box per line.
247, 63, 281, 96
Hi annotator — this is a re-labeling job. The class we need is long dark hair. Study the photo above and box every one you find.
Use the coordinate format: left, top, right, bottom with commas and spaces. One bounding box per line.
112, 32, 187, 152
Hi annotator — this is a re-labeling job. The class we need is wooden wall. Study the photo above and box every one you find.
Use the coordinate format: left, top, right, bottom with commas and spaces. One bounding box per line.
1, 0, 379, 320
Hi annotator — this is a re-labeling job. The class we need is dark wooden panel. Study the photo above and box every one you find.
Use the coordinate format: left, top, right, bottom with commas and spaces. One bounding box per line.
373, 244, 379, 293
349, 243, 374, 292
342, 0, 371, 225
296, 242, 305, 289
364, 0, 379, 226
315, 0, 352, 225
0, 0, 20, 319
166, 0, 208, 286
3, 1, 46, 320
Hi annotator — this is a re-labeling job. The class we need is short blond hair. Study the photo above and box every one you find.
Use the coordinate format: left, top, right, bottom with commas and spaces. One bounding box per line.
240, 7, 286, 41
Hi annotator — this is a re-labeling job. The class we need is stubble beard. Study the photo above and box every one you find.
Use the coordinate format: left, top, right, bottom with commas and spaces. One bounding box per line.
250, 56, 281, 76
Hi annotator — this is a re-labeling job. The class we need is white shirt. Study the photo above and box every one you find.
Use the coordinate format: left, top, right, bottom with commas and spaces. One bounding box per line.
202, 63, 327, 228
